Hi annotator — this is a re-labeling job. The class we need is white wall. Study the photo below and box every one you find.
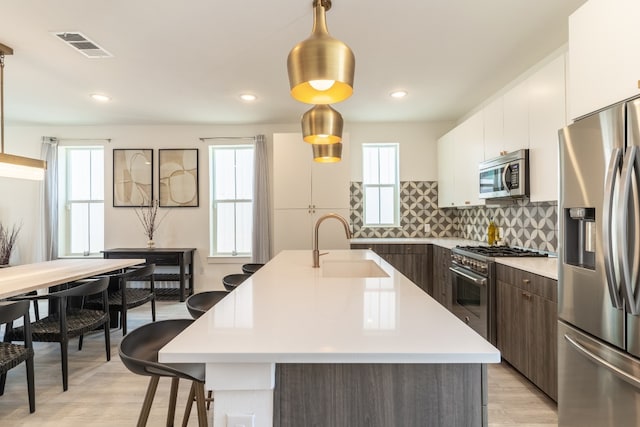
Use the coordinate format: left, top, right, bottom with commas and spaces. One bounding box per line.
346, 121, 454, 182
0, 121, 446, 290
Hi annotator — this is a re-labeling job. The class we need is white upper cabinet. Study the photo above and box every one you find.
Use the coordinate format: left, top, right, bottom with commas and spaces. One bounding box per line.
273, 133, 351, 255
437, 129, 456, 208
484, 81, 530, 161
454, 111, 485, 207
528, 54, 566, 202
483, 97, 504, 161
569, 0, 640, 119
273, 133, 350, 210
502, 80, 530, 154
437, 112, 485, 208
437, 53, 567, 206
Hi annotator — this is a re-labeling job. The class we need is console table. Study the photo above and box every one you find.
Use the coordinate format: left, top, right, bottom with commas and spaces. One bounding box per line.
102, 248, 196, 301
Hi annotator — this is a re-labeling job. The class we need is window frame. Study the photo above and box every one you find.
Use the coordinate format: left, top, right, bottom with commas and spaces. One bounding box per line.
362, 143, 400, 227
209, 144, 255, 257
58, 145, 105, 257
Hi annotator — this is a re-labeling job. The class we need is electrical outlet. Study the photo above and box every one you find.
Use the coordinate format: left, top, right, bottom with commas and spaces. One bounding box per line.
424, 223, 431, 234
466, 225, 472, 235
227, 414, 255, 427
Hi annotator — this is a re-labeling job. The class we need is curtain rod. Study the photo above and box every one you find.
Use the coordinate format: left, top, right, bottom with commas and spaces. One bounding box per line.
42, 136, 112, 144
199, 136, 257, 142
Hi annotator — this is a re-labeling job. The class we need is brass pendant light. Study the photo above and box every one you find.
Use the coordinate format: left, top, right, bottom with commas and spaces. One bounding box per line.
0, 43, 47, 181
287, 0, 355, 105
312, 142, 342, 163
302, 104, 343, 144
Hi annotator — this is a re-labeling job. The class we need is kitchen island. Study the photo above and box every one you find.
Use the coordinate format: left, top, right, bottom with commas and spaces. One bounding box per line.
159, 250, 500, 427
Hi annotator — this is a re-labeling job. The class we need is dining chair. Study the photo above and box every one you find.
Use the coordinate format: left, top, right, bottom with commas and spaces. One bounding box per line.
0, 300, 35, 413
4, 276, 111, 391
84, 263, 156, 337
119, 319, 208, 427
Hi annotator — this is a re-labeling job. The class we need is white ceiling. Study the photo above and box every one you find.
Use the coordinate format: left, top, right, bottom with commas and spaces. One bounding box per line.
0, 0, 586, 126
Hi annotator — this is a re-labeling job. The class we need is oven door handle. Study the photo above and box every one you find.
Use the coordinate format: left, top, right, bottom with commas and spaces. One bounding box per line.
449, 266, 487, 286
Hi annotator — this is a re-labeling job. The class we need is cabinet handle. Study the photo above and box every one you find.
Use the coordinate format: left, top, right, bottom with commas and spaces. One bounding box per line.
522, 279, 531, 284
465, 201, 470, 205
521, 291, 532, 300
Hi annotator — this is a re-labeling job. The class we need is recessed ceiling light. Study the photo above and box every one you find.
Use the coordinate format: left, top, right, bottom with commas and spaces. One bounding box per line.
240, 93, 257, 102
390, 90, 408, 98
90, 93, 111, 102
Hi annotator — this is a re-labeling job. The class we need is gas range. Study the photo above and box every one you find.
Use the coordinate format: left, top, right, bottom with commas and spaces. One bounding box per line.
449, 245, 547, 346
451, 245, 548, 276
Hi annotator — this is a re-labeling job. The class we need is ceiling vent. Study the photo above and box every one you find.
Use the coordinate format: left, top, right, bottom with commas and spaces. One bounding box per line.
53, 32, 113, 58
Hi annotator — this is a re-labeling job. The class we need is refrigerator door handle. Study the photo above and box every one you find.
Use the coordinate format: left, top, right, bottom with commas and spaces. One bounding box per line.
604, 147, 624, 309
619, 146, 640, 315
565, 334, 640, 390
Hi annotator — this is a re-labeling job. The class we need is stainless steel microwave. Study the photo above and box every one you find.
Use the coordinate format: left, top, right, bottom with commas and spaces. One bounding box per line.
478, 149, 529, 199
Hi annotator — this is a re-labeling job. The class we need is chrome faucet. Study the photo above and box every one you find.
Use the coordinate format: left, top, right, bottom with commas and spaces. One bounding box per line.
313, 213, 352, 268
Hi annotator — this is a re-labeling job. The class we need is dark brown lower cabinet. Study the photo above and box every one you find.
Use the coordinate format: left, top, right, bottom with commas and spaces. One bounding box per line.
496, 264, 557, 401
274, 363, 487, 427
350, 244, 432, 294
432, 245, 452, 310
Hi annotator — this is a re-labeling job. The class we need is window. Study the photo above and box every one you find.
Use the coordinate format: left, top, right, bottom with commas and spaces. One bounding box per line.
58, 146, 104, 256
209, 145, 254, 256
362, 143, 399, 226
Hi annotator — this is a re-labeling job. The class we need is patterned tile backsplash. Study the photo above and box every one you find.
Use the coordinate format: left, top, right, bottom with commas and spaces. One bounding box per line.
350, 181, 558, 253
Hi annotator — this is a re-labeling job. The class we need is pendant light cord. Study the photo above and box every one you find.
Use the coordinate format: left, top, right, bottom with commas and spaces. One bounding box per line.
0, 52, 4, 155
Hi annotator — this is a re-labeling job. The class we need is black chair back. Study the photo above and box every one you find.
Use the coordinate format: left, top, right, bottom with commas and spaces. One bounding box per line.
185, 291, 228, 319
222, 273, 251, 291
119, 319, 201, 381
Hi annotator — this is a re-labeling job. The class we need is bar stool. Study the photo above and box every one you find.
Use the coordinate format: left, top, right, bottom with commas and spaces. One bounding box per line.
222, 274, 250, 292
241, 263, 264, 275
185, 291, 229, 319
119, 319, 208, 427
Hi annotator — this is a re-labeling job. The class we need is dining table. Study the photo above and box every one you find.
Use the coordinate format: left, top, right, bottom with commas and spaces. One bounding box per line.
0, 258, 146, 299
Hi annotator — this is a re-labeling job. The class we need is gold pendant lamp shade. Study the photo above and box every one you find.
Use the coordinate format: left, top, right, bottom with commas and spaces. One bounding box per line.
312, 142, 342, 163
302, 104, 343, 144
287, 0, 355, 104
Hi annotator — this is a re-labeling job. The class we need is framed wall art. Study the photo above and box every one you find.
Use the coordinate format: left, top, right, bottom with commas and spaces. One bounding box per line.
113, 149, 153, 207
159, 148, 199, 207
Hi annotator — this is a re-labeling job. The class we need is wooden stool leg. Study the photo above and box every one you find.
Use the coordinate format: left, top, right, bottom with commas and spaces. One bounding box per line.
137, 376, 160, 427
182, 382, 196, 427
206, 389, 213, 410
166, 377, 179, 427
194, 382, 208, 427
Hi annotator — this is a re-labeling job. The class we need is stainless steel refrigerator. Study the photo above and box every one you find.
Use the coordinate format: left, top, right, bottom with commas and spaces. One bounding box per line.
558, 97, 640, 426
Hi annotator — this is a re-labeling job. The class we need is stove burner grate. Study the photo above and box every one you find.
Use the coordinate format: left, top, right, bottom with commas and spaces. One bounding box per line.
455, 246, 548, 258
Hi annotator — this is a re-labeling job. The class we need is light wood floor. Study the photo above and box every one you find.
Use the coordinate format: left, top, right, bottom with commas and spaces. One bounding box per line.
0, 301, 557, 426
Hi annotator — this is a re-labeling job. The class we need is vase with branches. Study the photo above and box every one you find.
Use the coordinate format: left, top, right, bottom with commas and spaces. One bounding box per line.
0, 222, 21, 266
133, 200, 168, 248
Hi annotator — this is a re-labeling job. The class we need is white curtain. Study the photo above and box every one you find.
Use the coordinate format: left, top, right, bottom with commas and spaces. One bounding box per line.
40, 137, 58, 260
252, 134, 271, 263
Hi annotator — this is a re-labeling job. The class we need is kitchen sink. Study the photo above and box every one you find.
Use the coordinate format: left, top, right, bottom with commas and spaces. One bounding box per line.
321, 259, 389, 278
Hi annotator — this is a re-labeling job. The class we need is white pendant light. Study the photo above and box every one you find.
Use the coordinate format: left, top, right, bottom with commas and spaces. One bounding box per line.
0, 43, 46, 181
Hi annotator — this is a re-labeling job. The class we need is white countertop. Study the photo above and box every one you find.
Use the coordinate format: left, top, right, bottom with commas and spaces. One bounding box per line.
350, 237, 558, 280
495, 257, 558, 280
159, 250, 500, 365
